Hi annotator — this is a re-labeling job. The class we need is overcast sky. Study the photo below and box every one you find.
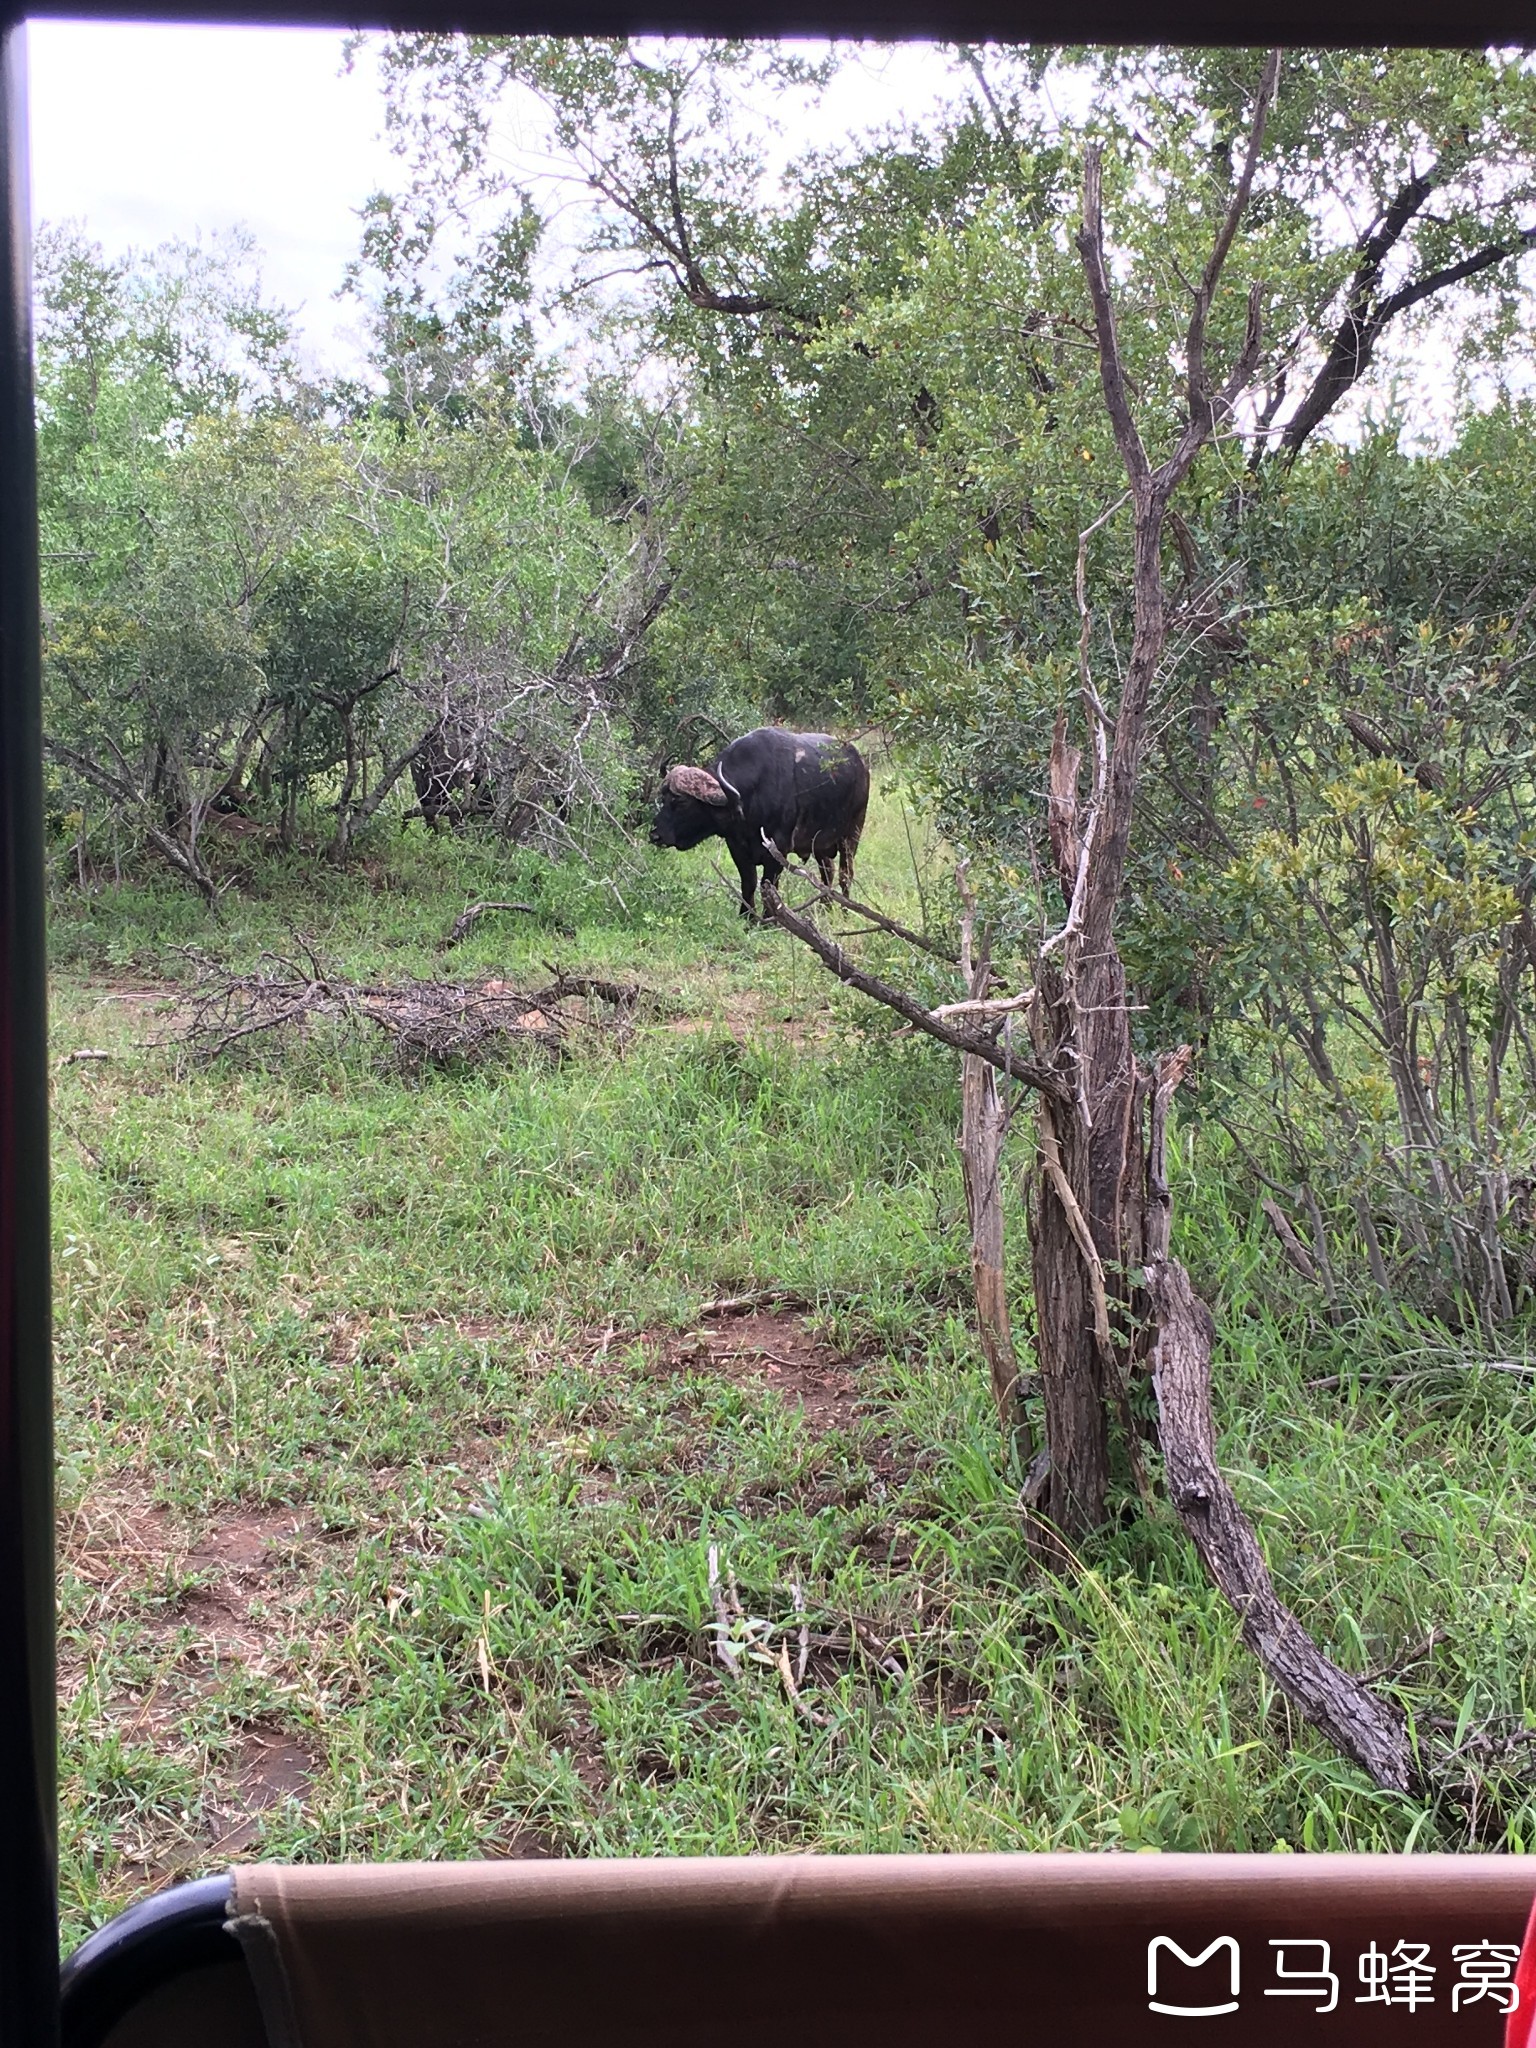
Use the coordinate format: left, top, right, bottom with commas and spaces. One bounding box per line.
24, 22, 961, 382
27, 21, 400, 376
25, 24, 1520, 441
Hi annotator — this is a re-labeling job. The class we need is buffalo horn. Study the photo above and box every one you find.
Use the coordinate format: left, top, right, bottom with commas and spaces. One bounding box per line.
665, 765, 730, 806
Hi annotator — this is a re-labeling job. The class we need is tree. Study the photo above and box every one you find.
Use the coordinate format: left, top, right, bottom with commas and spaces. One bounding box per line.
753, 57, 1412, 1790
36, 231, 310, 899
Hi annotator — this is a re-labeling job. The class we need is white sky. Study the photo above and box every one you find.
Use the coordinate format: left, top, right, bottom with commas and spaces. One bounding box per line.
26, 21, 398, 377
22, 23, 1525, 439
23, 22, 964, 382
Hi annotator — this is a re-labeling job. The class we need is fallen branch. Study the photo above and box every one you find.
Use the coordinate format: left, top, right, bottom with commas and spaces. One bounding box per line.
850, 1616, 905, 1681
167, 951, 656, 1069
437, 901, 539, 952
763, 883, 1068, 1101
776, 1642, 829, 1725
778, 1584, 830, 1727
1307, 1360, 1536, 1391
698, 1288, 815, 1318
1148, 1256, 1412, 1792
56, 1113, 106, 1171
707, 1544, 739, 1675
1360, 1628, 1442, 1686
537, 967, 645, 1009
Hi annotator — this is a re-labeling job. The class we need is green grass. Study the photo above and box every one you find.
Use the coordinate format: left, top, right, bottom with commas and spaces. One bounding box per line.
49, 770, 1536, 1944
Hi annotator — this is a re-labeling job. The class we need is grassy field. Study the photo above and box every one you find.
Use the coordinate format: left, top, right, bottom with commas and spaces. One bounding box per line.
49, 768, 1536, 1943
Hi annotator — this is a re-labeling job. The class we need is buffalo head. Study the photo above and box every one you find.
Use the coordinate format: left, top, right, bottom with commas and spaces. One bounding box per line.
650, 764, 734, 850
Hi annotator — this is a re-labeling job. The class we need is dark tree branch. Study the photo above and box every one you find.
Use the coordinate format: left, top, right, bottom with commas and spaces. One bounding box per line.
1077, 147, 1152, 504
773, 865, 963, 964
954, 44, 1017, 150
1282, 160, 1536, 461
762, 883, 1068, 1099
436, 900, 540, 952
1168, 49, 1280, 489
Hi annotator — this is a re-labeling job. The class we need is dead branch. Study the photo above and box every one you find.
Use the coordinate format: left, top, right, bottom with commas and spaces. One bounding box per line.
535, 967, 646, 1009
777, 1641, 830, 1726
932, 989, 1035, 1022
1359, 1629, 1442, 1686
1036, 1100, 1114, 1360
763, 883, 1068, 1101
707, 1544, 739, 1676
1307, 1360, 1536, 1391
850, 1616, 905, 1681
698, 1289, 816, 1318
775, 866, 961, 964
1261, 1197, 1322, 1284
167, 953, 656, 1069
55, 1114, 106, 1171
1046, 709, 1083, 905
1176, 49, 1282, 470
437, 901, 540, 952
1148, 1256, 1412, 1792
1078, 147, 1152, 503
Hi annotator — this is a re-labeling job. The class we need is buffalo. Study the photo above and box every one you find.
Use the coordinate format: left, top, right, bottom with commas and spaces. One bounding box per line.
406, 720, 495, 833
650, 726, 870, 919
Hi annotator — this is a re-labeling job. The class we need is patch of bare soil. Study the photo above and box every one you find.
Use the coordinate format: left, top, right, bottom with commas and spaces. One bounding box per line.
177, 1507, 313, 1657
62, 1484, 175, 1598
205, 1726, 318, 1856
60, 1484, 325, 1872
657, 1310, 859, 1435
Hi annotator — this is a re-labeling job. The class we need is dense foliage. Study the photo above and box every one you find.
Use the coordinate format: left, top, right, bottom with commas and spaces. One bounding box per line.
37, 46, 1536, 1313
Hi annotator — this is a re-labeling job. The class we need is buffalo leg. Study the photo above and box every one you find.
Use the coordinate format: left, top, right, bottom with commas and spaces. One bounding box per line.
732, 851, 758, 920
759, 854, 784, 918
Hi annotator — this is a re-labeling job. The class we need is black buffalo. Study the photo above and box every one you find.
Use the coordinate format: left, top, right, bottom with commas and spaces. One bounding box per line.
650, 727, 870, 919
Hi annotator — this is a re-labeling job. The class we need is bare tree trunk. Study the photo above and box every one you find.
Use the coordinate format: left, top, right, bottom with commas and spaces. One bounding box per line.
956, 876, 1027, 1449
1020, 61, 1278, 1541
759, 56, 1412, 1791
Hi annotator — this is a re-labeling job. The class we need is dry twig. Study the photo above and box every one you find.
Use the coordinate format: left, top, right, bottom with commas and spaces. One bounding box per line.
707, 1544, 739, 1675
